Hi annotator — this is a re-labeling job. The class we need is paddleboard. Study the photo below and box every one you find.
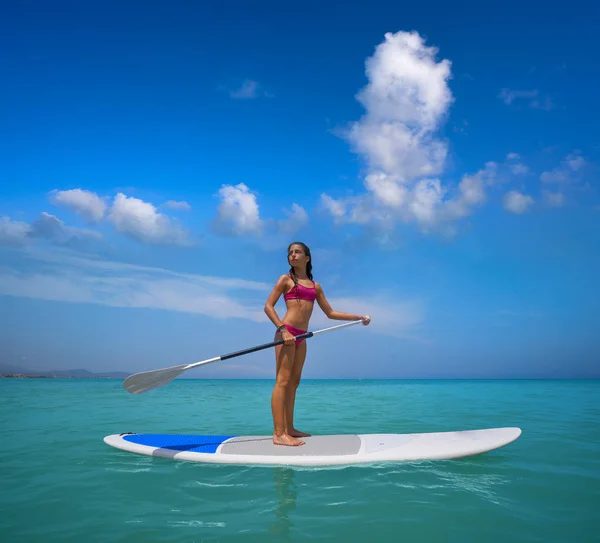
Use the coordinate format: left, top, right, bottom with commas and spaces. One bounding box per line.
103, 427, 521, 467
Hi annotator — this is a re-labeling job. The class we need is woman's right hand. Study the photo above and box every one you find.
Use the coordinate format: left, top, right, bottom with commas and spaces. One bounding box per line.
281, 329, 295, 346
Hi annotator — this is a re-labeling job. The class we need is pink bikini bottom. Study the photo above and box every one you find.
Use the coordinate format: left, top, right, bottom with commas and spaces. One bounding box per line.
278, 324, 307, 345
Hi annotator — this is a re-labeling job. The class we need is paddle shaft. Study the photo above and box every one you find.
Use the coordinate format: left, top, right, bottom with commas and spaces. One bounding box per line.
185, 319, 364, 371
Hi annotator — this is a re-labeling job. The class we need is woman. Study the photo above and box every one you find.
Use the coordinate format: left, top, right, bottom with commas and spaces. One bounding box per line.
264, 242, 371, 446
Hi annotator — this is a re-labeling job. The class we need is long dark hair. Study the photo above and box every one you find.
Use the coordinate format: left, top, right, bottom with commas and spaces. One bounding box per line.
287, 242, 313, 298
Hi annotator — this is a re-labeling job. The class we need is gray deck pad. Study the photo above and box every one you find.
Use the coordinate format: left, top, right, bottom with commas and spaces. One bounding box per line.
219, 435, 362, 456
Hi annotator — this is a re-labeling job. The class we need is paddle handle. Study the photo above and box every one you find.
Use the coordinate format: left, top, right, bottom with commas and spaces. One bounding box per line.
185, 319, 366, 371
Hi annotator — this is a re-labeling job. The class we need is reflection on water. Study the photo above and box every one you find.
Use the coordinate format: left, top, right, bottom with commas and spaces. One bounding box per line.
269, 467, 297, 540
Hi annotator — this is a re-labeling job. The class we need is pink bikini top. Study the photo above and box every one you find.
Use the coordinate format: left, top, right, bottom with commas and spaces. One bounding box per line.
283, 276, 316, 303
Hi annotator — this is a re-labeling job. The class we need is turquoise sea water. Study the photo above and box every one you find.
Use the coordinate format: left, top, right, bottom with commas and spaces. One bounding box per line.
2, 378, 599, 542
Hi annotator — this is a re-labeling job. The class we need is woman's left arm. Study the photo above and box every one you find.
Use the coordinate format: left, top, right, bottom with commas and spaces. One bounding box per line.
315, 283, 371, 324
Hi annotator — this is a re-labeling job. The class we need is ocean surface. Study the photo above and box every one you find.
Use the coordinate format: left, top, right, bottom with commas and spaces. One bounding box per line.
2, 378, 599, 542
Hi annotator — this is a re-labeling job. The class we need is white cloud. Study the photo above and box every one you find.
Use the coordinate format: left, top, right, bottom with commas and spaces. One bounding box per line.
50, 189, 107, 223
214, 183, 263, 236
321, 31, 498, 233
324, 162, 497, 234
163, 200, 191, 211
541, 151, 586, 184
3, 192, 192, 248
541, 170, 568, 185
510, 164, 529, 175
0, 247, 270, 322
0, 213, 101, 248
498, 89, 538, 105
229, 79, 273, 99
442, 162, 497, 221
0, 247, 426, 340
0, 217, 31, 246
542, 191, 566, 207
47, 189, 194, 245
30, 212, 103, 244
278, 203, 309, 235
320, 31, 556, 233
230, 80, 259, 99
531, 96, 554, 110
320, 194, 346, 221
506, 153, 529, 175
346, 31, 452, 182
566, 153, 586, 171
211, 185, 311, 245
365, 172, 409, 210
108, 193, 191, 245
408, 178, 444, 227
503, 191, 534, 214
498, 89, 554, 110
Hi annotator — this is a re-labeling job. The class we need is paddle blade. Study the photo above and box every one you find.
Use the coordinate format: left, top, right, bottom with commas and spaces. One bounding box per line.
123, 364, 188, 394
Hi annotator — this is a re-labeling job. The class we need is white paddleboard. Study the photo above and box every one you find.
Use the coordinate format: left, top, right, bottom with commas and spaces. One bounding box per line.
103, 427, 521, 467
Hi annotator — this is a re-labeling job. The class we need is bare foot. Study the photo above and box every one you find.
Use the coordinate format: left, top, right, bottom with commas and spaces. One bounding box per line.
289, 429, 311, 438
273, 434, 305, 446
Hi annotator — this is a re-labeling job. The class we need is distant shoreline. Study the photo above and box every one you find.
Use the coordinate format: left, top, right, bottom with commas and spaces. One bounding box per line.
1, 374, 598, 381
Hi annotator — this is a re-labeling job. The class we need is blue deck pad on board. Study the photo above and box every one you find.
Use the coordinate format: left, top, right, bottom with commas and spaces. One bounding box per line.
123, 434, 235, 454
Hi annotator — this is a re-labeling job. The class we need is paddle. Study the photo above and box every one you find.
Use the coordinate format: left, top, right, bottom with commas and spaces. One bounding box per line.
122, 319, 367, 394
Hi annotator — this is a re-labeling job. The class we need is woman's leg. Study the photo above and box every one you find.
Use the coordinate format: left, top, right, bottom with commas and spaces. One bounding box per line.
271, 336, 305, 446
286, 339, 311, 438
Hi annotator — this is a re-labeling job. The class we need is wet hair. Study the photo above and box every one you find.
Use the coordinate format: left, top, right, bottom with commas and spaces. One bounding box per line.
287, 242, 313, 298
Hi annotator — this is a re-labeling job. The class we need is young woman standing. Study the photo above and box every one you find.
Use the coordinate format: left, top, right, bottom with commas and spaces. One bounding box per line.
264, 242, 371, 446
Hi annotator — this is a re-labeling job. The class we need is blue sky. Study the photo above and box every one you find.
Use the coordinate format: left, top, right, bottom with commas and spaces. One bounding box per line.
1, 1, 599, 379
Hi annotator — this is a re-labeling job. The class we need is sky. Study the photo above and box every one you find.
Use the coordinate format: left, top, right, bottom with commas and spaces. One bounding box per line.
1, 0, 599, 379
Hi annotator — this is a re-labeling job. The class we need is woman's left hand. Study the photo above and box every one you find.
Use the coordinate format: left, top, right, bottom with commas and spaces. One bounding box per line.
361, 315, 371, 326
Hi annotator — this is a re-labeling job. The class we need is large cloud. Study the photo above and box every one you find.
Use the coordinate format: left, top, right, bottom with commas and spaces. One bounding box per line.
213, 183, 309, 240
0, 213, 101, 249
30, 212, 103, 244
0, 217, 31, 246
321, 31, 518, 234
503, 191, 534, 214
213, 183, 263, 236
49, 189, 107, 223
347, 31, 453, 182
108, 193, 191, 245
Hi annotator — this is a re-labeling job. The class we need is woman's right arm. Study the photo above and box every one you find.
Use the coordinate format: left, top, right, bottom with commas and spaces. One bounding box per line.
264, 275, 287, 327
264, 275, 294, 345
